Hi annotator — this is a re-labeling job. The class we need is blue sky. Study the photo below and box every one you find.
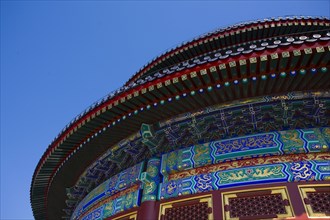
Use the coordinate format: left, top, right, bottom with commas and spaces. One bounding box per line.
1, 1, 329, 219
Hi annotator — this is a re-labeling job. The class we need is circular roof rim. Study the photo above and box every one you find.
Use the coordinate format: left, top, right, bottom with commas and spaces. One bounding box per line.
124, 15, 330, 85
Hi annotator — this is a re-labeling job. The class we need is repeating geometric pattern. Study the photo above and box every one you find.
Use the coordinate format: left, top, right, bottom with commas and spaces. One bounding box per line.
163, 202, 210, 220
228, 194, 286, 218
306, 192, 330, 214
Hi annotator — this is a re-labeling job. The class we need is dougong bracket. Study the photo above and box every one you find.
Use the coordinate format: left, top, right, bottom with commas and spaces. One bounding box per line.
140, 123, 159, 155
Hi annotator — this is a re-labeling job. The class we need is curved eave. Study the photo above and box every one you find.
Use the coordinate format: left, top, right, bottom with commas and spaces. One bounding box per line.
124, 16, 330, 85
31, 38, 330, 219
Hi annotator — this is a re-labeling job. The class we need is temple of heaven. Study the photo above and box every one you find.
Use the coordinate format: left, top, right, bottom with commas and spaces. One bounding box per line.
31, 16, 330, 220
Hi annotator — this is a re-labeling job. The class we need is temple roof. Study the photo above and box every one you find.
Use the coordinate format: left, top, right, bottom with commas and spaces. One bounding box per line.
124, 16, 330, 84
30, 16, 330, 220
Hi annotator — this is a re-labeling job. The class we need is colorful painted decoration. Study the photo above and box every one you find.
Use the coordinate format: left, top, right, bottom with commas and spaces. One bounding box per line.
141, 158, 161, 202
161, 128, 329, 176
71, 162, 144, 220
159, 159, 330, 200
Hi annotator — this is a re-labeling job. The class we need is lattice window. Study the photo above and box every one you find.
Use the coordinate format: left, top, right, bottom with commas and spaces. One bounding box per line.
229, 194, 286, 218
222, 187, 293, 220
159, 195, 213, 220
299, 184, 330, 218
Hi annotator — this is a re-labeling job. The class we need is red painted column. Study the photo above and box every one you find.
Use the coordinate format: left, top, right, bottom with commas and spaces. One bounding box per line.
212, 190, 223, 220
287, 182, 306, 217
137, 201, 159, 220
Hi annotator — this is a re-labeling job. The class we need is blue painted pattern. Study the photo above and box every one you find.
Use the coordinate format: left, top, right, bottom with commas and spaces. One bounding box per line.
71, 162, 144, 220
70, 127, 330, 219
141, 158, 161, 202
159, 160, 328, 200
161, 128, 329, 177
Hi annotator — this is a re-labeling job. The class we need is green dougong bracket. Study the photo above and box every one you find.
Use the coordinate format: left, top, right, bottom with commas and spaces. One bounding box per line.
141, 123, 158, 155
